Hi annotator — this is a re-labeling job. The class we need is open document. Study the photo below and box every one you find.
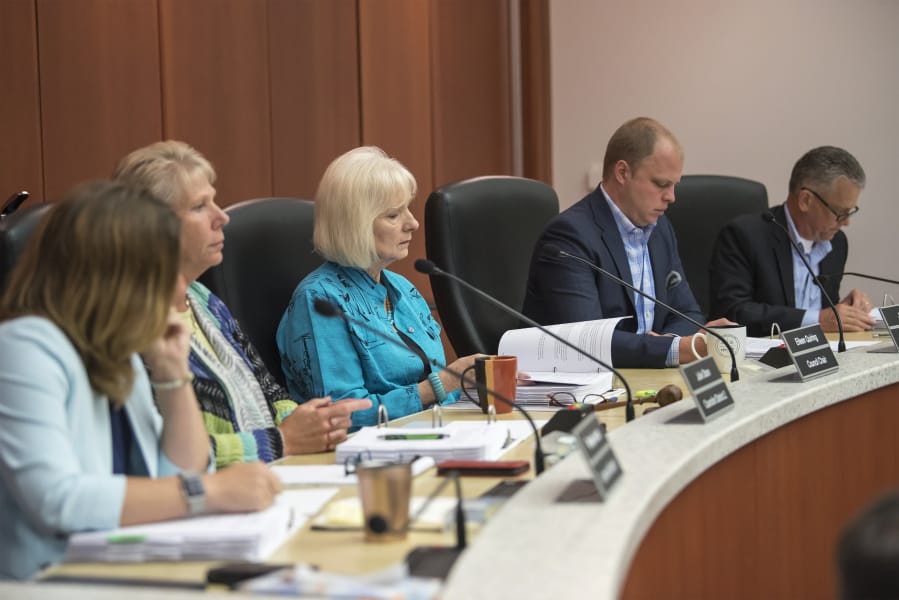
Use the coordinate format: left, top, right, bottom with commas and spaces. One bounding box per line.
454, 318, 625, 409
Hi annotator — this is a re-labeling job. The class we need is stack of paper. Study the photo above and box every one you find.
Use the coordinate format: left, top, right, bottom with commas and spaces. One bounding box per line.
64, 488, 336, 563
335, 421, 510, 464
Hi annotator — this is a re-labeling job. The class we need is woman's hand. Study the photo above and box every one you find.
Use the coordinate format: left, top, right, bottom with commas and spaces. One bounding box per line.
142, 309, 192, 382
204, 462, 283, 513
278, 397, 372, 455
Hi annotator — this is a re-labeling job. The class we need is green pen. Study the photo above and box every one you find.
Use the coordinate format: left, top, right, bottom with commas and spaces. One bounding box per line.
379, 433, 447, 441
106, 534, 146, 544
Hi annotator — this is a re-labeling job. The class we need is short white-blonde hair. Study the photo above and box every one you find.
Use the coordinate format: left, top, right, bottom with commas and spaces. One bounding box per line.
112, 140, 216, 208
314, 146, 417, 269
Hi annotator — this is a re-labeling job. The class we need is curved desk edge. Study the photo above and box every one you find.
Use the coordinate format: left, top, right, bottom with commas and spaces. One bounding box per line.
443, 349, 899, 599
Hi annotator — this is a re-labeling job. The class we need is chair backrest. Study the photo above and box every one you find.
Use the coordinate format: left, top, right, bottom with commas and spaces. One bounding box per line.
666, 175, 768, 316
0, 203, 52, 292
198, 197, 321, 386
425, 176, 559, 356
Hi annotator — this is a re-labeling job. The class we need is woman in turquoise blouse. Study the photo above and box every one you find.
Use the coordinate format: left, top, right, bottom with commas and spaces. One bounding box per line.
277, 146, 481, 428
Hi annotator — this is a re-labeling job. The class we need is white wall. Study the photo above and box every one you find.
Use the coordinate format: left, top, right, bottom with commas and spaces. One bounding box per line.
549, 0, 899, 303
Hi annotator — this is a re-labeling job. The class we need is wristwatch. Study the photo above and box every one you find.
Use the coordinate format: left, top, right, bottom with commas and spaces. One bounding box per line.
178, 471, 206, 516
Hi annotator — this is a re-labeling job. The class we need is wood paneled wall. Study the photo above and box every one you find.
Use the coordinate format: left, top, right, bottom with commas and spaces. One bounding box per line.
0, 0, 549, 311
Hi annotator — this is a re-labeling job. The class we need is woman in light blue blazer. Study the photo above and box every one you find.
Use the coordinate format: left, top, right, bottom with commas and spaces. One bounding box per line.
0, 181, 282, 580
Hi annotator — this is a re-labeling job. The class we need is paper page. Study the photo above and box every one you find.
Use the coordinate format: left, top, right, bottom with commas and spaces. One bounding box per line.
272, 457, 435, 486
498, 317, 627, 373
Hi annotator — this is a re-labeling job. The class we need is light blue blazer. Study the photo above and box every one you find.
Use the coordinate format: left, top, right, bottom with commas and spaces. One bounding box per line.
0, 317, 181, 580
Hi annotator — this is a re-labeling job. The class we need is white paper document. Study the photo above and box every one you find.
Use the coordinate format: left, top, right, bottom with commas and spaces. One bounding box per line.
272, 456, 435, 486
497, 317, 627, 373
64, 488, 337, 564
334, 420, 535, 464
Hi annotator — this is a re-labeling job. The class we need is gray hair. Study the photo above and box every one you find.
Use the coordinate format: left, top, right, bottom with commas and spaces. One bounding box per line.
788, 146, 866, 194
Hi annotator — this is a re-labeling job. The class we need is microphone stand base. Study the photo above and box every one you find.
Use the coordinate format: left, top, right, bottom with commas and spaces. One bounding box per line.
405, 546, 464, 580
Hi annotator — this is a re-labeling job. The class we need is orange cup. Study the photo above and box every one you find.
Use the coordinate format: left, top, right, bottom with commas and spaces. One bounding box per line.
474, 355, 517, 414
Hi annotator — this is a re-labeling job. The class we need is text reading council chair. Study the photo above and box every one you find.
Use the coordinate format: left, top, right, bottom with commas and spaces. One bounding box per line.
0, 203, 52, 293
665, 175, 768, 316
198, 197, 321, 387
425, 176, 559, 356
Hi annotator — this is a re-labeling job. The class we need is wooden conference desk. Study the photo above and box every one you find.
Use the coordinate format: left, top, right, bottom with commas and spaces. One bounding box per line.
42, 334, 899, 599
44, 369, 674, 588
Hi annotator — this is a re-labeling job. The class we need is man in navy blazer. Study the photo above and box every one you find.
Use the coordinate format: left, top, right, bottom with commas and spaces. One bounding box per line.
524, 117, 727, 368
709, 146, 873, 337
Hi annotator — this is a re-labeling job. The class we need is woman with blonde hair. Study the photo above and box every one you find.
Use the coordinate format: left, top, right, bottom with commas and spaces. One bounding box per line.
114, 141, 370, 466
277, 146, 481, 427
0, 181, 280, 580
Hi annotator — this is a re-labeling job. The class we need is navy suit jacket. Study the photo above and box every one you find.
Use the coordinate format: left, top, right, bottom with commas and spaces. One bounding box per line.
708, 204, 846, 337
523, 187, 703, 368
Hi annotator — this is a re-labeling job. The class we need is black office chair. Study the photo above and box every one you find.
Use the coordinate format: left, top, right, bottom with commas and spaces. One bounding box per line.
666, 175, 768, 316
0, 203, 52, 292
198, 197, 321, 386
425, 176, 559, 356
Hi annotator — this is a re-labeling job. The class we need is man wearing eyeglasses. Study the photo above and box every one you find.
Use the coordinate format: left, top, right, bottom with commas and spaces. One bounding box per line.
709, 146, 874, 337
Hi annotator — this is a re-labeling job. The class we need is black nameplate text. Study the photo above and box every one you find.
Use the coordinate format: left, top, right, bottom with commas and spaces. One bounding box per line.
571, 415, 622, 501
680, 356, 735, 422
781, 324, 839, 380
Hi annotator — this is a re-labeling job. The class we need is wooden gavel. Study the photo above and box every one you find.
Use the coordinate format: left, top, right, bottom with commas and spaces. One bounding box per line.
593, 384, 684, 412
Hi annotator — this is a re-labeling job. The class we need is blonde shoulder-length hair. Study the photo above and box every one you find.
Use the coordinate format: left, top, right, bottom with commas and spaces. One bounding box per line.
0, 180, 181, 407
314, 146, 417, 270
112, 139, 216, 208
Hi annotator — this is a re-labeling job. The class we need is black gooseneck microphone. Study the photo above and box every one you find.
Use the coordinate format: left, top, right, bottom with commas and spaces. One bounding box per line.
414, 258, 637, 421
762, 212, 846, 352
539, 245, 741, 382
312, 299, 545, 475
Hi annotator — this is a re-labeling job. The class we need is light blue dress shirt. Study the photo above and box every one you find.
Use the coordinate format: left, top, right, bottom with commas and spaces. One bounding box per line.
277, 262, 457, 429
784, 206, 832, 327
602, 186, 680, 366
0, 317, 180, 580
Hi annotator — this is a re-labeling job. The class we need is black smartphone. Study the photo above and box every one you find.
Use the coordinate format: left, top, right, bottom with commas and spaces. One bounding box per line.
206, 562, 291, 588
436, 459, 530, 477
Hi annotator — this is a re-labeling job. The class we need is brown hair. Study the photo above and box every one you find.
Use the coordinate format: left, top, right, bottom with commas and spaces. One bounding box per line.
0, 180, 181, 406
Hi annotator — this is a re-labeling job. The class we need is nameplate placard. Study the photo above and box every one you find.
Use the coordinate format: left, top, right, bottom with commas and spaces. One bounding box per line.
781, 324, 839, 380
679, 356, 735, 422
571, 415, 622, 502
879, 305, 899, 350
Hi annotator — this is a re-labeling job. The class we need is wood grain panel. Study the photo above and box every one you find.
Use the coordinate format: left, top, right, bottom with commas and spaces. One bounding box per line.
358, 0, 434, 297
519, 0, 551, 184
622, 383, 899, 599
36, 0, 162, 201
159, 0, 272, 206
268, 0, 360, 199
430, 0, 513, 187
0, 0, 43, 206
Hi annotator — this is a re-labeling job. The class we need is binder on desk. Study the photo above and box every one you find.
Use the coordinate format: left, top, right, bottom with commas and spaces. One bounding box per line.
64, 489, 337, 564
335, 421, 510, 464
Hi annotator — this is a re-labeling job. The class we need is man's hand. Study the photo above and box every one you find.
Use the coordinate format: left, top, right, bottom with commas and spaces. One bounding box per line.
278, 397, 372, 455
819, 303, 875, 332
841, 288, 873, 311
